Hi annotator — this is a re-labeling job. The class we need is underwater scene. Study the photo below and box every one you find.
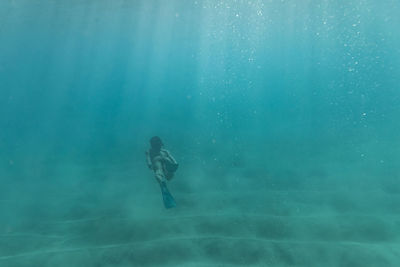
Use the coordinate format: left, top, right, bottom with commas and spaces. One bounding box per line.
1, 0, 400, 266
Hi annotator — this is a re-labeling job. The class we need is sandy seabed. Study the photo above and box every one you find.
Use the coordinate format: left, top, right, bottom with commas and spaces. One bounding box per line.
1, 157, 399, 267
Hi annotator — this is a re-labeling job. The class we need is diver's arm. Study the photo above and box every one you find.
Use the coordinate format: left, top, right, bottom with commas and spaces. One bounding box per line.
145, 150, 152, 169
164, 150, 177, 164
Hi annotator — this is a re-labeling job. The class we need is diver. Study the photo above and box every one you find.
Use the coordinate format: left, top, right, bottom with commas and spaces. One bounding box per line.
146, 136, 178, 208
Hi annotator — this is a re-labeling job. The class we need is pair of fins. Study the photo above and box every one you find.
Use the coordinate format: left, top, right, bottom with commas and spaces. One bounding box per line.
160, 181, 176, 209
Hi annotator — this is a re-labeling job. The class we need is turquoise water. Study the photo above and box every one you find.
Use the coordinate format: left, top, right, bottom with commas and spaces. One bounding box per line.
1, 0, 399, 266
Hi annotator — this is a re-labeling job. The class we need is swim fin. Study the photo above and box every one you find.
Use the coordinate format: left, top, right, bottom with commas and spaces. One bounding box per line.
160, 181, 176, 209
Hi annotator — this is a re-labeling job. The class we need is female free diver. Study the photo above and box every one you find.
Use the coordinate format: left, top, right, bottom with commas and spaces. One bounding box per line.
145, 136, 179, 208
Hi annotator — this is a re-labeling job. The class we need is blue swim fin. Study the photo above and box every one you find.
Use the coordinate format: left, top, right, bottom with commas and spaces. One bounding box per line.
160, 181, 176, 209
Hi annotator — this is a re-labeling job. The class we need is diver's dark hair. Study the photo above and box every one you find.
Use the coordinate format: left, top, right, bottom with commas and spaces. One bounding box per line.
150, 136, 163, 151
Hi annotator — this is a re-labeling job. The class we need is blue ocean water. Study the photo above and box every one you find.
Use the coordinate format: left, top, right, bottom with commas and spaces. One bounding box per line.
1, 0, 399, 266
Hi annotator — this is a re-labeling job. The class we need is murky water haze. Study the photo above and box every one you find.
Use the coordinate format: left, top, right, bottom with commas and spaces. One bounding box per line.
1, 0, 399, 266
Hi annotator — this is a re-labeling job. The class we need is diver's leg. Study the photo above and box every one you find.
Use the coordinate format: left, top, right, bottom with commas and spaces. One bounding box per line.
154, 160, 166, 184
165, 172, 174, 181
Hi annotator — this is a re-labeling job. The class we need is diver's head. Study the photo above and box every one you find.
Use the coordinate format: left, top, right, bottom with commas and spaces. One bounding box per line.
150, 136, 163, 151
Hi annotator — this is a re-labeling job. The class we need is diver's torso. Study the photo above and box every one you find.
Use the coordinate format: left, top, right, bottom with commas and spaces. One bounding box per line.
150, 148, 169, 164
